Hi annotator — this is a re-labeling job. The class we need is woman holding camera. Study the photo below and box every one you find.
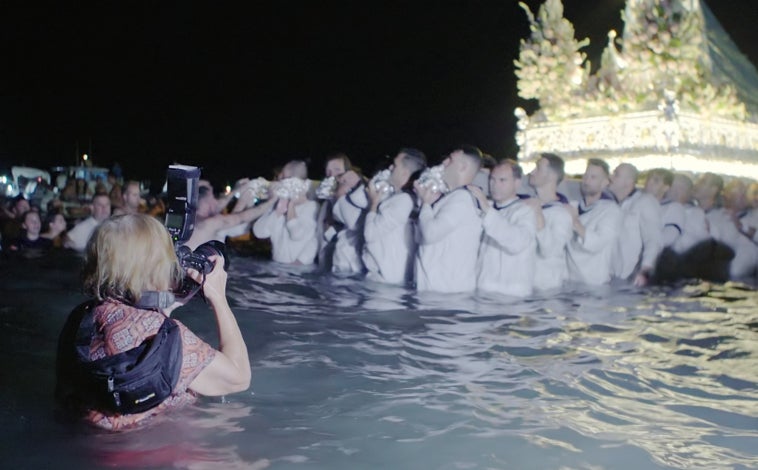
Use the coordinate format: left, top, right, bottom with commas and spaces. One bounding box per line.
56, 214, 251, 430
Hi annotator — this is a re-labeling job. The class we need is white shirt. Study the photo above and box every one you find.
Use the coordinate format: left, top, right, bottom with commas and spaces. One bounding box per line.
611, 190, 663, 279
741, 208, 758, 244
66, 216, 100, 252
672, 204, 710, 254
660, 200, 686, 248
331, 185, 368, 274
476, 197, 537, 297
415, 188, 482, 293
534, 198, 573, 291
566, 196, 621, 285
363, 191, 416, 285
252, 200, 319, 264
708, 208, 758, 279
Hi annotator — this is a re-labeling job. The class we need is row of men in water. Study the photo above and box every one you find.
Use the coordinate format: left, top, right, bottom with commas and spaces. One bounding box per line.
183, 147, 758, 295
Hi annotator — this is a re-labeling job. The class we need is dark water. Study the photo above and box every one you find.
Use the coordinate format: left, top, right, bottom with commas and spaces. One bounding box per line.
1, 252, 757, 469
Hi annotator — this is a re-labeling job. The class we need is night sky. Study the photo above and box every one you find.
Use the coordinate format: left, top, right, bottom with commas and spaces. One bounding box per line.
2, 1, 757, 191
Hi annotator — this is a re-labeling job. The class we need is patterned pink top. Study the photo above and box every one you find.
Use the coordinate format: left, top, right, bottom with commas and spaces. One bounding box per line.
84, 300, 216, 431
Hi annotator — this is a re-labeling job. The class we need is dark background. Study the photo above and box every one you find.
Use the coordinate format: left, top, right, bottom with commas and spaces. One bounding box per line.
2, 1, 757, 191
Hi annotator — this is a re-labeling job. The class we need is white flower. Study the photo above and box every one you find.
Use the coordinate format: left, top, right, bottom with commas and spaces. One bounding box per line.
315, 176, 337, 199
370, 169, 394, 195
275, 178, 310, 199
417, 165, 449, 194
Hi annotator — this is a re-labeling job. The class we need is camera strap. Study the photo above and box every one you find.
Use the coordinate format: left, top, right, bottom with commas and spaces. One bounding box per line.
135, 291, 176, 310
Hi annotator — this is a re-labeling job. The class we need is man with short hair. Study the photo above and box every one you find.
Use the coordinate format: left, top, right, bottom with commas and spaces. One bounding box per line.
112, 180, 143, 216
470, 159, 537, 297
609, 163, 663, 285
414, 145, 483, 293
363, 148, 426, 285
526, 153, 573, 291
565, 159, 621, 285
65, 193, 112, 251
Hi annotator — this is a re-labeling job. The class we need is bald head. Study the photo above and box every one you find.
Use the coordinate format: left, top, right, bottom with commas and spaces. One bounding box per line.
609, 163, 639, 201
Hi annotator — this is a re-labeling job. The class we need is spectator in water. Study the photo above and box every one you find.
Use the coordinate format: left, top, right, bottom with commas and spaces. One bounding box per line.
7, 210, 52, 257
112, 181, 143, 216
1, 195, 32, 244
64, 193, 112, 252
41, 211, 68, 248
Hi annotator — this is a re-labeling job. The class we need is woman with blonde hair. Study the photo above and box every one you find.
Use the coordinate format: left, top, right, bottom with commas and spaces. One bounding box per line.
56, 214, 251, 430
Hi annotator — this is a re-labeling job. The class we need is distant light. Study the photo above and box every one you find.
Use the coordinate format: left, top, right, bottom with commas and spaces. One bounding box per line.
225, 185, 232, 194
82, 153, 88, 161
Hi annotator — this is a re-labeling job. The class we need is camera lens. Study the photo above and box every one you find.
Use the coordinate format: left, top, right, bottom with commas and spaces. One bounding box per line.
192, 240, 229, 273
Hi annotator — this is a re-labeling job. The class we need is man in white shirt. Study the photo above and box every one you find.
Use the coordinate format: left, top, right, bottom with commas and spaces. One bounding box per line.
252, 160, 319, 264
414, 145, 483, 293
331, 169, 368, 274
64, 193, 112, 251
317, 153, 352, 271
526, 153, 573, 291
709, 179, 757, 279
565, 159, 621, 285
363, 148, 426, 285
741, 182, 758, 244
644, 168, 685, 250
608, 163, 663, 285
470, 160, 537, 297
666, 173, 710, 254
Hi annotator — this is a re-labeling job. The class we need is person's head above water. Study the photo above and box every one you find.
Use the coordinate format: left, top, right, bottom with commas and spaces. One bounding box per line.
442, 145, 482, 189
82, 214, 183, 303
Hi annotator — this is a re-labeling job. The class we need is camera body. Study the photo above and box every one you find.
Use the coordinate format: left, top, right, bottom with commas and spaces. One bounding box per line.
163, 165, 227, 295
175, 240, 227, 275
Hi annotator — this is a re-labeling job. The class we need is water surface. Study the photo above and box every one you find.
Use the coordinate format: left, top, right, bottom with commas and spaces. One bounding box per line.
1, 253, 757, 469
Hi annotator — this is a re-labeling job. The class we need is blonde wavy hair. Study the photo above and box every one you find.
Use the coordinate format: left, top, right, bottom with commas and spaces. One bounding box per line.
82, 214, 183, 302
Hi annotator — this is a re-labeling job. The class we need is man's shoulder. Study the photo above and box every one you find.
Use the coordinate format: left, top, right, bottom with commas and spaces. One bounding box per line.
71, 216, 97, 232
384, 191, 414, 208
441, 188, 479, 208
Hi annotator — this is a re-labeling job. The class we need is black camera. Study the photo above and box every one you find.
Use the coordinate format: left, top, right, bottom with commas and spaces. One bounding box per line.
164, 165, 229, 297
175, 240, 227, 275
165, 164, 201, 245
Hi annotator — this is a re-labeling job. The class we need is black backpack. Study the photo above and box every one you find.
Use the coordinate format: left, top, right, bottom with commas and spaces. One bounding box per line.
56, 301, 183, 415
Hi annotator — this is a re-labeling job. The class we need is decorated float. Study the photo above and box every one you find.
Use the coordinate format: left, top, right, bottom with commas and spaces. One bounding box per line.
514, 0, 758, 179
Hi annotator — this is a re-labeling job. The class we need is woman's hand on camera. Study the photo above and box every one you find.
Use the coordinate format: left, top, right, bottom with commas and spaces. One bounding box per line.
186, 255, 227, 303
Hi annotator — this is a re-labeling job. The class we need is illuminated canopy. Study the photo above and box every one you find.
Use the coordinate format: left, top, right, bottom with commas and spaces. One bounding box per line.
514, 0, 758, 179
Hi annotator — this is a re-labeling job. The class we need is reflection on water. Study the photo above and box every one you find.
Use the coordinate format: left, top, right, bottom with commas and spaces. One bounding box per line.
0, 254, 756, 469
